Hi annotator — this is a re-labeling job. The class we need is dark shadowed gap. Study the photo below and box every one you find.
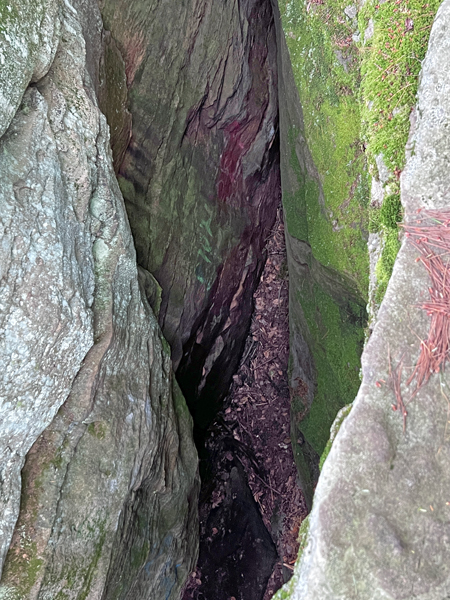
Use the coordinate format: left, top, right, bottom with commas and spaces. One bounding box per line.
181, 208, 308, 600
176, 126, 281, 452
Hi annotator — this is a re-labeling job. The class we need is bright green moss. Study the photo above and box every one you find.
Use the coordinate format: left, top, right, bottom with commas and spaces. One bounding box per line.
296, 282, 364, 454
380, 193, 402, 229
368, 206, 382, 233
359, 0, 443, 175
374, 227, 401, 303
280, 1, 368, 465
281, 0, 369, 298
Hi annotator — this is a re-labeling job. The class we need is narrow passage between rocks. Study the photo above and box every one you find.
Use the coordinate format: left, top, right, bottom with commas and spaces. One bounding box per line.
182, 207, 308, 600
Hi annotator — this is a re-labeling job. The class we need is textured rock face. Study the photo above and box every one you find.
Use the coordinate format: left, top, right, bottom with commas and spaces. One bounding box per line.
100, 0, 281, 430
270, 0, 366, 505
0, 0, 61, 139
289, 1, 450, 597
0, 0, 198, 598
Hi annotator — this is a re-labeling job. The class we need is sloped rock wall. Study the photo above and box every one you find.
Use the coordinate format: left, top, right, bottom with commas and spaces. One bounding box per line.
270, 0, 366, 505
288, 1, 450, 597
0, 1, 198, 598
100, 0, 281, 432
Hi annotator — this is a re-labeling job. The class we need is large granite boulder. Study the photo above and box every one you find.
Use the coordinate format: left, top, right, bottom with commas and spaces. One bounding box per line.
0, 1, 198, 598
287, 1, 450, 597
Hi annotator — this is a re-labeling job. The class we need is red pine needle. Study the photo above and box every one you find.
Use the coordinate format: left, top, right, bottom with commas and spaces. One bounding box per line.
401, 209, 450, 396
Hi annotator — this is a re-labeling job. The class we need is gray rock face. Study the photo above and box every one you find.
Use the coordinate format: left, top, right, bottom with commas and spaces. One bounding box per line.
100, 0, 281, 428
0, 0, 61, 138
0, 0, 198, 598
290, 1, 450, 597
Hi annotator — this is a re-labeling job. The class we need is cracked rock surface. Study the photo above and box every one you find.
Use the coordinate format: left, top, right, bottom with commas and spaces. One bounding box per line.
0, 1, 198, 598
100, 0, 281, 430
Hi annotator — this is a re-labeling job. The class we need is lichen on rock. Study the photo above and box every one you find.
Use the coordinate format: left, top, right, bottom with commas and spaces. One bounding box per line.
0, 0, 198, 598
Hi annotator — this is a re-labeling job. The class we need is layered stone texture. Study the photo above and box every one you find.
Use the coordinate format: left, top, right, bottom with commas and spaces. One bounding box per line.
0, 0, 198, 598
288, 1, 450, 597
100, 0, 281, 433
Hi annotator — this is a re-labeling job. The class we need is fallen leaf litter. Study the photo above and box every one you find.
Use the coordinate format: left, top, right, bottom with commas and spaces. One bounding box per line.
182, 206, 308, 599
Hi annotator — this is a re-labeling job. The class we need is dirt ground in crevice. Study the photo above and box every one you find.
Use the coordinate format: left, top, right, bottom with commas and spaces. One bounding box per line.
182, 206, 308, 600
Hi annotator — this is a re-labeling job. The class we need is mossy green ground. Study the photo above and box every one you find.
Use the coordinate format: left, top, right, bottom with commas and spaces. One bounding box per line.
282, 0, 441, 308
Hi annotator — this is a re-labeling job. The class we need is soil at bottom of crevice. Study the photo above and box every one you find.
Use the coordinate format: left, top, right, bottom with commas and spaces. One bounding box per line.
182, 207, 308, 600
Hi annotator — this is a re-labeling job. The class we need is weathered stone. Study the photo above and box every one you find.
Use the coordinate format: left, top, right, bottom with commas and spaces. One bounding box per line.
364, 18, 375, 43
288, 1, 450, 597
0, 0, 198, 597
344, 4, 357, 20
100, 0, 281, 430
0, 0, 61, 138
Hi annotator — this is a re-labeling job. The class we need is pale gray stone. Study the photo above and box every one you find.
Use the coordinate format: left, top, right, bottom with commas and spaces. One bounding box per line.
289, 1, 450, 598
364, 18, 374, 43
344, 4, 357, 20
375, 152, 391, 185
0, 0, 198, 597
0, 0, 61, 138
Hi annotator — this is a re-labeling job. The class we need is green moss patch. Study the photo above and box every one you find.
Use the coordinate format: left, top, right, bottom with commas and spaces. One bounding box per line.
374, 227, 402, 304
358, 0, 442, 303
281, 0, 370, 298
359, 0, 443, 174
280, 0, 442, 466
296, 280, 364, 455
280, 0, 368, 464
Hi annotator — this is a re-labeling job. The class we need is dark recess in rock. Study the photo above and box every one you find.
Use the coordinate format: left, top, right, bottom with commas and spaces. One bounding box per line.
195, 448, 278, 600
176, 128, 281, 446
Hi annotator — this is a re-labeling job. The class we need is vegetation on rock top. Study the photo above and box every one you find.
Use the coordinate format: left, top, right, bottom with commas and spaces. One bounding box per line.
359, 0, 443, 304
280, 0, 367, 467
280, 0, 442, 462
281, 0, 442, 308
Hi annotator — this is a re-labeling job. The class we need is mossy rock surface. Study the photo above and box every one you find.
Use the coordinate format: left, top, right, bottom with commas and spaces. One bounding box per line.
272, 0, 367, 503
287, 3, 450, 597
